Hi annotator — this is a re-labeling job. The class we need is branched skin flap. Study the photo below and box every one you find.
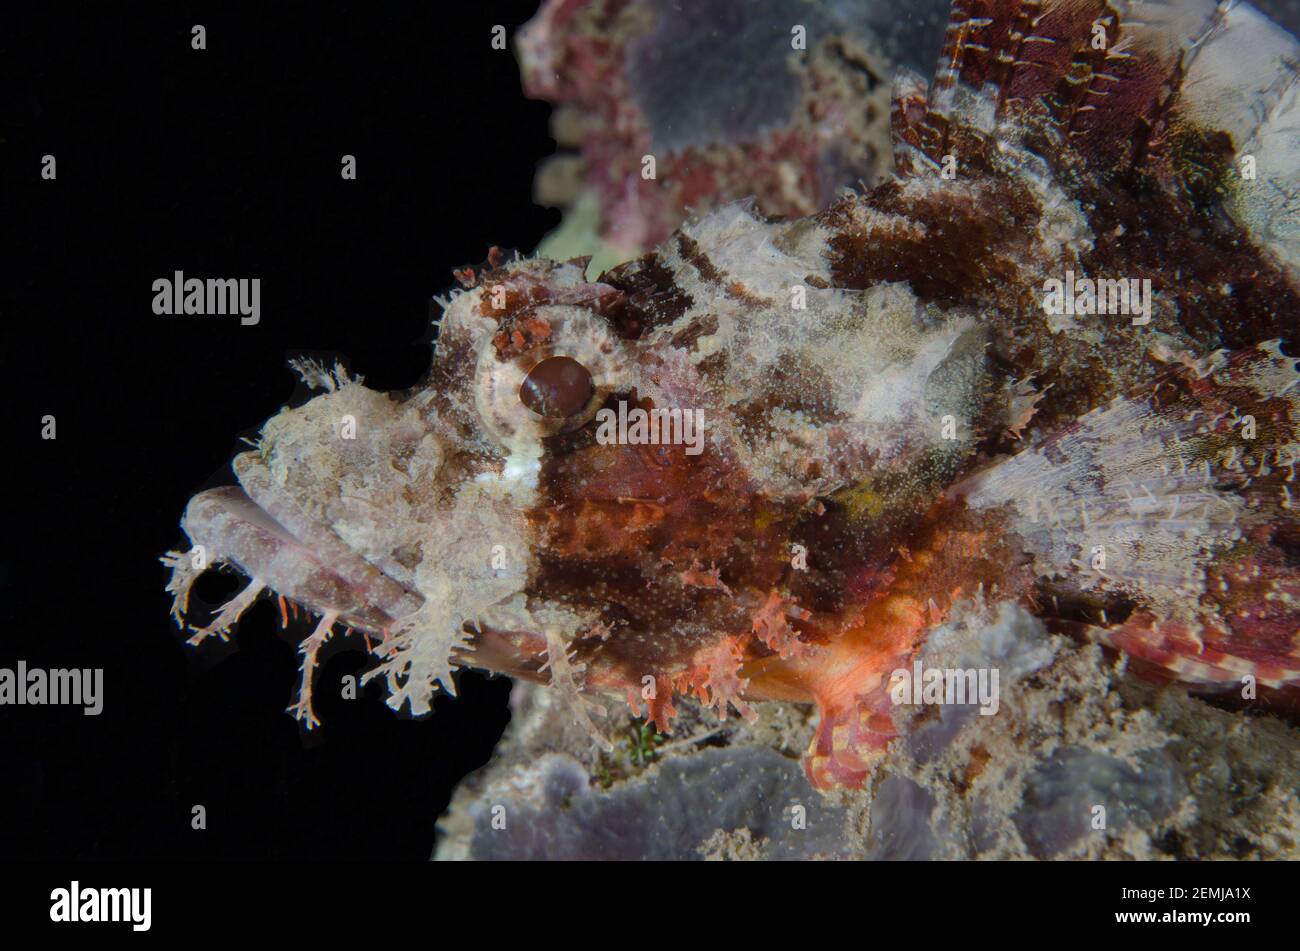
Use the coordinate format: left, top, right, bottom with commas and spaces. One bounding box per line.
165, 0, 1300, 790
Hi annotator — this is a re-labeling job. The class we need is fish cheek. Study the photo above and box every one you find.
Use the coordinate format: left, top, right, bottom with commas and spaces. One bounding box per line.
524, 430, 796, 690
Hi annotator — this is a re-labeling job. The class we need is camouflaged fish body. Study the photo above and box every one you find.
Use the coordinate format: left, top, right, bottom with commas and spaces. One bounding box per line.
165, 0, 1300, 788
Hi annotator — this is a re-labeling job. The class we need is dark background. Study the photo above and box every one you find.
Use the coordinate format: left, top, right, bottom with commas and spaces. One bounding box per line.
2, 3, 553, 859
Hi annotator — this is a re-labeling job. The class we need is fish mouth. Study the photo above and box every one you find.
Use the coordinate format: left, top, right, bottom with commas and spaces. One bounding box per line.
165, 479, 449, 730
168, 437, 431, 642
171, 476, 559, 680
176, 484, 412, 637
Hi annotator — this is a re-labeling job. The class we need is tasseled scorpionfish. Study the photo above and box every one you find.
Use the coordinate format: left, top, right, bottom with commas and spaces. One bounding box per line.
165, 0, 1300, 789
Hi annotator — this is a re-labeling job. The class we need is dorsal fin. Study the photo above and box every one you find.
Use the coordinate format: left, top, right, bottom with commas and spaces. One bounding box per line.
895, 1, 1256, 172
891, 0, 1300, 275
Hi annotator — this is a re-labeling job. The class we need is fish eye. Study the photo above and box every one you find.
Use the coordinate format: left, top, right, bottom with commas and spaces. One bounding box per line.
519, 355, 594, 418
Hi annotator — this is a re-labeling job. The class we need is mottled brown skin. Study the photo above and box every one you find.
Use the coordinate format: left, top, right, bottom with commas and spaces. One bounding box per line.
463, 244, 1012, 786
513, 0, 1297, 781
882, 1, 1300, 425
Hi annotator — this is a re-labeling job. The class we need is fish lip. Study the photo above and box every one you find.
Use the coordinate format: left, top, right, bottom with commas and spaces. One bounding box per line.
180, 483, 415, 636
230, 451, 425, 618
